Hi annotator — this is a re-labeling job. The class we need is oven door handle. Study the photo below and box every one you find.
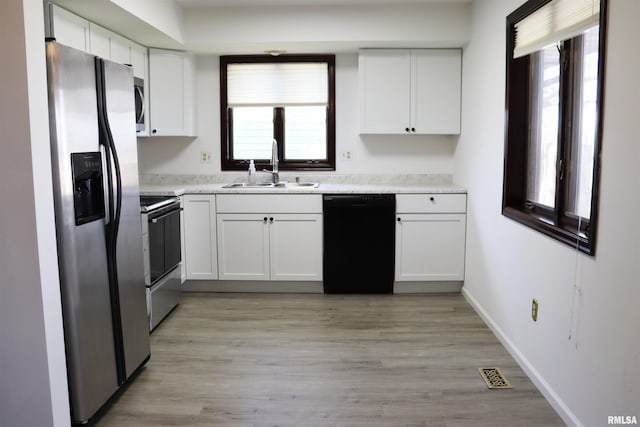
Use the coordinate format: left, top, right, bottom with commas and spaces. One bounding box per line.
149, 208, 182, 223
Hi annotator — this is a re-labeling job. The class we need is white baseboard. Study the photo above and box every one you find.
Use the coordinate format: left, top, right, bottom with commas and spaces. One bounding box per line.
394, 281, 462, 293
183, 280, 463, 294
182, 280, 324, 293
462, 287, 582, 427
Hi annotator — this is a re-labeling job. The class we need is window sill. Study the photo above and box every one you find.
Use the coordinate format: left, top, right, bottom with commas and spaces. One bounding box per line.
502, 206, 594, 256
221, 160, 335, 172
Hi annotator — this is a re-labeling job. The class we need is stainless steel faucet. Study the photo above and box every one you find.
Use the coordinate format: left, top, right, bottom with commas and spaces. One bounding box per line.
263, 138, 279, 183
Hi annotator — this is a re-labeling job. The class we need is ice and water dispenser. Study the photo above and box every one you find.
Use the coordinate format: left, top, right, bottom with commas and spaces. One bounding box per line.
70, 152, 105, 225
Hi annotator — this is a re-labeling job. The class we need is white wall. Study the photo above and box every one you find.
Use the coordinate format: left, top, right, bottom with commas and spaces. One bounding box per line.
183, 3, 471, 53
1, 0, 70, 426
138, 53, 458, 176
456, 1, 640, 426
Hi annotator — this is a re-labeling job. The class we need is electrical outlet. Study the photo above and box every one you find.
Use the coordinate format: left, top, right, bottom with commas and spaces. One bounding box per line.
531, 299, 539, 322
200, 151, 211, 164
341, 151, 352, 161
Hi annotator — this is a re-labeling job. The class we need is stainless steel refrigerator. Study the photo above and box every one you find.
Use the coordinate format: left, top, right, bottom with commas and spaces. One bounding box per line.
46, 41, 150, 424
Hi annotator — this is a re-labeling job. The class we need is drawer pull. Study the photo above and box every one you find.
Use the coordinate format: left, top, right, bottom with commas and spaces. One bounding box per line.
429, 197, 435, 202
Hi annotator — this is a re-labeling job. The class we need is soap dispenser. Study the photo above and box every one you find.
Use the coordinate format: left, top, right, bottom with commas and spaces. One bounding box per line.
248, 159, 257, 183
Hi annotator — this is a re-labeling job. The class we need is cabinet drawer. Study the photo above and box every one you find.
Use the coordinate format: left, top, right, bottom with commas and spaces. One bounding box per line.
396, 194, 466, 213
216, 194, 322, 214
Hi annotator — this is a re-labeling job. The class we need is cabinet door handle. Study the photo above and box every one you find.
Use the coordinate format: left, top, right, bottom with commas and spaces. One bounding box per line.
269, 217, 274, 223
152, 129, 157, 134
397, 217, 401, 222
429, 197, 435, 202
411, 127, 416, 132
263, 217, 268, 223
405, 127, 410, 132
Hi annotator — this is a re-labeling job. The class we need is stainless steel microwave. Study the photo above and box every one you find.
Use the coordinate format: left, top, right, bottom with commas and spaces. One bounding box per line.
134, 77, 145, 132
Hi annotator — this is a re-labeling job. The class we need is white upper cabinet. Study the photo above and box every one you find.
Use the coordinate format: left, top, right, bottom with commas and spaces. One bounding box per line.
87, 23, 111, 58
51, 4, 90, 52
411, 49, 462, 134
360, 49, 412, 135
88, 23, 147, 79
148, 49, 196, 137
110, 33, 132, 66
52, 8, 148, 79
129, 42, 147, 80
359, 48, 461, 135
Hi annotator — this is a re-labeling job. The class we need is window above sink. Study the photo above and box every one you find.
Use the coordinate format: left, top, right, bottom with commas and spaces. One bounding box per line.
220, 55, 336, 172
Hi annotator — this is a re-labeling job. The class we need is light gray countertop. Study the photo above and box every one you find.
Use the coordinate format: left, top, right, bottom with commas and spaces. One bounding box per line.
139, 182, 466, 196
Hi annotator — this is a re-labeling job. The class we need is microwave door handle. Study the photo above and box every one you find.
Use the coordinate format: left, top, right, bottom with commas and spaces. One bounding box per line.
135, 86, 145, 123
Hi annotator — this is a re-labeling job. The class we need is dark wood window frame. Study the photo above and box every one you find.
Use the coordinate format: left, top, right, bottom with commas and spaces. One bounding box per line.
503, 0, 608, 256
220, 54, 336, 171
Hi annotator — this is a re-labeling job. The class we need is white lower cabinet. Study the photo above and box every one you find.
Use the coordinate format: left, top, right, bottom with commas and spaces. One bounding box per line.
217, 214, 269, 280
181, 192, 467, 289
395, 194, 466, 282
216, 194, 323, 282
183, 195, 218, 280
270, 214, 323, 281
395, 214, 466, 281
217, 213, 323, 281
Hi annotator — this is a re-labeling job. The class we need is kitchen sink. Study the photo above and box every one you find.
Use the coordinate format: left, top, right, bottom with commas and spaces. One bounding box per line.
222, 181, 320, 188
222, 182, 275, 188
285, 182, 320, 188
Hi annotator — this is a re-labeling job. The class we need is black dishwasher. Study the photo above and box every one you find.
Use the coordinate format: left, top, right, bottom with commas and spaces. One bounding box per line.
323, 194, 396, 293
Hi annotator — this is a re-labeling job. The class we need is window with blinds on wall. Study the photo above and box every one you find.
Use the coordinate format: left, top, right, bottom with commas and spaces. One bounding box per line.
220, 55, 336, 171
502, 0, 606, 255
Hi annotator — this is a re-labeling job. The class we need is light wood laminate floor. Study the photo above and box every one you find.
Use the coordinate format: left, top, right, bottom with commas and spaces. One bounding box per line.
92, 293, 564, 426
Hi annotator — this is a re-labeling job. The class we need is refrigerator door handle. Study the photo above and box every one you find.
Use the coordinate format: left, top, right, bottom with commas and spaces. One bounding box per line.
95, 57, 126, 383
100, 144, 111, 225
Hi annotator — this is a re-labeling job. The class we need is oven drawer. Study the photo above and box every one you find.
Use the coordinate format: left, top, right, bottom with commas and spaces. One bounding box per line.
149, 265, 180, 331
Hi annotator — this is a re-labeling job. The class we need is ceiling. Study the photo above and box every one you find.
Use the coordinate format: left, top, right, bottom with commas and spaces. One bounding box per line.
176, 0, 470, 7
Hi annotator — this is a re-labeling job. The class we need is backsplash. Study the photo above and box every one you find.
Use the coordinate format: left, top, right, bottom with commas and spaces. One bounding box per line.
139, 173, 454, 186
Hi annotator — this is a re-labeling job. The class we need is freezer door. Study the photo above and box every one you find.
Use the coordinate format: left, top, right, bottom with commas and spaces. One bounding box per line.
46, 42, 118, 423
102, 59, 151, 379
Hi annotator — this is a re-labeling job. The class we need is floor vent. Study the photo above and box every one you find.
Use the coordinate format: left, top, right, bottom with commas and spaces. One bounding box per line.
478, 367, 513, 389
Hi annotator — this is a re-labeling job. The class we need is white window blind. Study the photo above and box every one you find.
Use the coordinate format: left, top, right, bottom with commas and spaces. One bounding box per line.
227, 63, 328, 107
513, 0, 600, 58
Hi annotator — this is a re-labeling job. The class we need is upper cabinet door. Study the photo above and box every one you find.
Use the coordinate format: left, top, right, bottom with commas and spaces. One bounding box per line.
412, 49, 461, 135
88, 23, 133, 68
129, 42, 148, 80
51, 5, 90, 52
88, 23, 111, 59
110, 33, 132, 67
148, 49, 196, 137
359, 49, 411, 134
359, 48, 461, 135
